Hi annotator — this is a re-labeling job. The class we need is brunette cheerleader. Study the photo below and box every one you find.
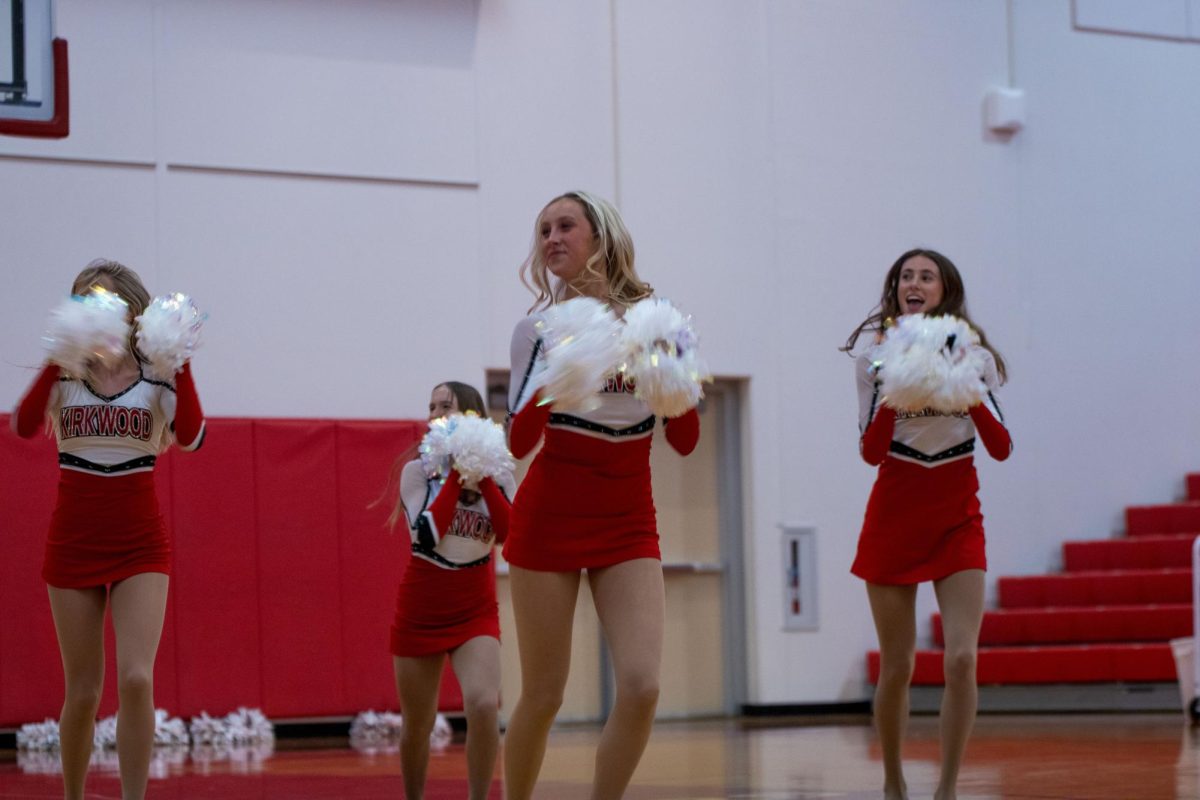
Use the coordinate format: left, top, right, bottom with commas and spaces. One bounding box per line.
844, 248, 1011, 800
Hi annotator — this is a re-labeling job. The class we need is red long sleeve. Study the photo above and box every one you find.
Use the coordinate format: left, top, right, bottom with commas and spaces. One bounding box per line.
509, 390, 551, 459
425, 468, 463, 538
478, 476, 512, 544
664, 407, 700, 456
13, 363, 60, 438
172, 361, 205, 450
969, 404, 1012, 461
860, 405, 896, 466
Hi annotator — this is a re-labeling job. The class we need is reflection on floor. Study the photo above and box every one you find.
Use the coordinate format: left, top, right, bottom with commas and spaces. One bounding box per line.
1, 714, 1198, 799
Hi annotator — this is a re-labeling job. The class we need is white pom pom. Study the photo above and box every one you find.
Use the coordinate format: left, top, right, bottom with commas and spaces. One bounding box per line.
430, 713, 453, 750
94, 714, 119, 749
349, 709, 404, 743
534, 297, 623, 412
152, 709, 191, 747
42, 288, 130, 374
188, 711, 228, 746
187, 707, 274, 749
619, 298, 711, 418
224, 707, 275, 745
446, 413, 514, 488
874, 315, 987, 413
419, 416, 456, 479
136, 293, 205, 375
16, 718, 61, 751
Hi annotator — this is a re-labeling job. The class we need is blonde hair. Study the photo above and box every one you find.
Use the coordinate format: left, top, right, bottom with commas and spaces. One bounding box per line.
520, 190, 653, 312
71, 258, 151, 365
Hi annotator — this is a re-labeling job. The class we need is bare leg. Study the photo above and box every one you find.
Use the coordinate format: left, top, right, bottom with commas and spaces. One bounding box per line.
588, 559, 665, 800
502, 567, 581, 800
109, 572, 168, 800
866, 582, 918, 800
47, 585, 107, 800
449, 636, 501, 800
932, 569, 985, 800
394, 653, 445, 800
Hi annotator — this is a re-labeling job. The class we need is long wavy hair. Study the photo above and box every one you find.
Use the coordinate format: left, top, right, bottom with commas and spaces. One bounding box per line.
841, 248, 1007, 383
520, 190, 653, 312
379, 381, 488, 531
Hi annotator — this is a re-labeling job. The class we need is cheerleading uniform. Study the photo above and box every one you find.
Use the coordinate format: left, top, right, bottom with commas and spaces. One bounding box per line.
503, 314, 700, 572
389, 460, 515, 658
12, 362, 206, 589
851, 345, 1011, 585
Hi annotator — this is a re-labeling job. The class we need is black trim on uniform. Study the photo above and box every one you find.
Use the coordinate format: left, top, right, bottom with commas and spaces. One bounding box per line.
866, 382, 881, 429
548, 413, 655, 438
59, 452, 157, 473
83, 369, 146, 403
986, 390, 1005, 424
414, 515, 438, 551
509, 338, 543, 416
411, 544, 492, 570
144, 377, 175, 392
889, 439, 975, 463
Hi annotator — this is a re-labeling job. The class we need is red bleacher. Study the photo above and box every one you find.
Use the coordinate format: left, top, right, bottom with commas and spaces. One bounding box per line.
869, 475, 1199, 687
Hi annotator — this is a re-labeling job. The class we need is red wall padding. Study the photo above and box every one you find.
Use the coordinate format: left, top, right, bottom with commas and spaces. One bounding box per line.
0, 414, 464, 728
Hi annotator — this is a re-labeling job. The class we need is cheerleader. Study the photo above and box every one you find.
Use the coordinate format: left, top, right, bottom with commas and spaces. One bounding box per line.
502, 191, 700, 800
10, 260, 205, 800
385, 381, 514, 800
843, 249, 1011, 800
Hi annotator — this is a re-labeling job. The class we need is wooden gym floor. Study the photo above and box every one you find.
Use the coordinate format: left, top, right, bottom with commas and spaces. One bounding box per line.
1, 713, 1196, 798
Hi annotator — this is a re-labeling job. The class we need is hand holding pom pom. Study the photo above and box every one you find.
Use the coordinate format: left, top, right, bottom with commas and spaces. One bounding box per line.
42, 287, 131, 374
619, 297, 711, 418
136, 293, 206, 376
445, 413, 514, 489
874, 314, 988, 413
534, 297, 624, 412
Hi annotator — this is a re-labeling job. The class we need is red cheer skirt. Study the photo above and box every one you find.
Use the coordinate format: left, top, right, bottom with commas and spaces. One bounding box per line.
390, 556, 500, 658
503, 429, 660, 572
43, 469, 170, 589
851, 456, 987, 585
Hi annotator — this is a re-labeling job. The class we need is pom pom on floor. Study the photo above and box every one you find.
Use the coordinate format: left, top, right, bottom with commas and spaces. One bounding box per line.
17, 708, 189, 751
188, 707, 274, 748
619, 297, 711, 418
873, 314, 987, 412
534, 297, 623, 412
349, 710, 453, 752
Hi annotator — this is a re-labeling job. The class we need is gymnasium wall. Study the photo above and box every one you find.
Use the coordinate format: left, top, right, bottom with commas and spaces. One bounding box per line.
2, 0, 1198, 707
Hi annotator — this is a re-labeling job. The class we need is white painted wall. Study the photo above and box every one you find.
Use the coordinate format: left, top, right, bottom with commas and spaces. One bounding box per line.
3, 0, 1198, 705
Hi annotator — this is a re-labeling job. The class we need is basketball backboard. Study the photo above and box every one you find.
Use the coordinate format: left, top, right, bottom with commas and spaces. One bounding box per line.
0, 0, 68, 138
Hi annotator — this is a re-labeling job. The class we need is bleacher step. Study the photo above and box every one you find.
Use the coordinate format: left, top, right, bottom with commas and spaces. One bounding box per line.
998, 568, 1191, 608
867, 643, 1177, 686
1063, 534, 1197, 571
1126, 503, 1200, 536
933, 604, 1192, 646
